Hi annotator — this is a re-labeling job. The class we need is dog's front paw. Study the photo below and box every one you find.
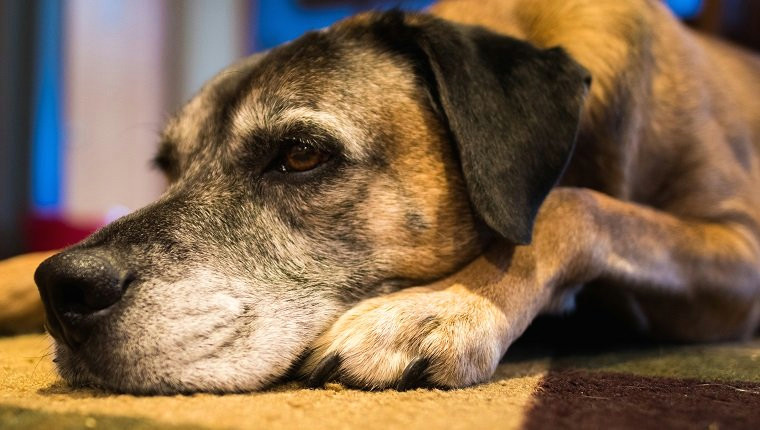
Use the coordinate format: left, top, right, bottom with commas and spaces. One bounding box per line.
301, 285, 509, 390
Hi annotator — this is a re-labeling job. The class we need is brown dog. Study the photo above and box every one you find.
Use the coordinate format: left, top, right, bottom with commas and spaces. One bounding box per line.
1, 0, 759, 393
301, 0, 760, 389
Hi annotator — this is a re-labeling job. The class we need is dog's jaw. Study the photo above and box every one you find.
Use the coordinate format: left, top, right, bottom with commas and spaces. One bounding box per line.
52, 269, 345, 394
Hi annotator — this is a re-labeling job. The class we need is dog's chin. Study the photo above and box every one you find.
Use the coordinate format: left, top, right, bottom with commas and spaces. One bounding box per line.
52, 339, 303, 394
50, 271, 346, 394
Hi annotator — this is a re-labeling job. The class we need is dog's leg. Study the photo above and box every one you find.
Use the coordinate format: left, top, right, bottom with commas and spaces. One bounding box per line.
302, 187, 760, 390
0, 251, 56, 333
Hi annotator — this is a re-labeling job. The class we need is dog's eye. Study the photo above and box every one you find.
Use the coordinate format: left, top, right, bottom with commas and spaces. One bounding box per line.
277, 140, 330, 173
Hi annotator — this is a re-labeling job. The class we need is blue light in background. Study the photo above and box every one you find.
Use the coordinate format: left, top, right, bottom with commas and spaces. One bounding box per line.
253, 0, 435, 51
31, 0, 64, 213
666, 0, 703, 19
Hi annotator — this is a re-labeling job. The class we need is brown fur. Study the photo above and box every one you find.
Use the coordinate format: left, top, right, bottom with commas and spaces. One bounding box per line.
356, 70, 483, 281
0, 251, 56, 334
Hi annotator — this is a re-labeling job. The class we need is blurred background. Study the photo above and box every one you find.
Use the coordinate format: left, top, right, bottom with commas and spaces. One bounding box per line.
0, 0, 757, 259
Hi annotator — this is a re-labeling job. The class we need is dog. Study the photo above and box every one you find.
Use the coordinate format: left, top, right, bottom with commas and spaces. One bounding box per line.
11, 0, 760, 393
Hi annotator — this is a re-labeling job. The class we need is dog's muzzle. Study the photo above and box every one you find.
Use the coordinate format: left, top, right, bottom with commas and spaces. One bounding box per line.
35, 250, 131, 350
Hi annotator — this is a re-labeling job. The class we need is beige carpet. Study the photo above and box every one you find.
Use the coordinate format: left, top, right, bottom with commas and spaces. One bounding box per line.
2, 332, 759, 430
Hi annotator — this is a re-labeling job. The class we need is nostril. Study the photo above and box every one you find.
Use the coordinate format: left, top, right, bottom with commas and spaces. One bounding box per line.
56, 278, 87, 314
55, 269, 127, 313
38, 252, 127, 313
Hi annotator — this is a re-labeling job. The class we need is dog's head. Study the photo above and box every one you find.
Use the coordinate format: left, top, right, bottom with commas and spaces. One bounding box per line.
34, 11, 589, 393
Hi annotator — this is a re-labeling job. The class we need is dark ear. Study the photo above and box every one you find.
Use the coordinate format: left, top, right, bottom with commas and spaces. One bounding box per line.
376, 12, 590, 244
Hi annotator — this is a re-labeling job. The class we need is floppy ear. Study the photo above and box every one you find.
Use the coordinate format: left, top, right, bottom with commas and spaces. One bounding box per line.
376, 13, 590, 244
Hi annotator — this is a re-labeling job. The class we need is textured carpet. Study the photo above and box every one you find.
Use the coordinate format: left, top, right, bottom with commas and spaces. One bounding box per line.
1, 330, 758, 430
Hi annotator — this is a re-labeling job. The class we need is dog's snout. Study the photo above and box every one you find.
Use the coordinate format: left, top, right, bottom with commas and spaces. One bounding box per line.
35, 251, 129, 348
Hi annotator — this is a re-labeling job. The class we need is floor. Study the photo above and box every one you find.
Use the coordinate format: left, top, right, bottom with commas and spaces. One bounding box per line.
1, 332, 758, 430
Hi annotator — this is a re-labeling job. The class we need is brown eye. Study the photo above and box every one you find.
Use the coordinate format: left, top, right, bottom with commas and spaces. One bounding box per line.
279, 141, 330, 173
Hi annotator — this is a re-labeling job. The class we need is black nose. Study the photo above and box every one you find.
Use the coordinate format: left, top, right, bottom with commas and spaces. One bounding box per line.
35, 251, 129, 348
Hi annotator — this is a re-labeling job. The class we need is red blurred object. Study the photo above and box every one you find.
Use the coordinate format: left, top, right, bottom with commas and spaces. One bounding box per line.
24, 212, 100, 252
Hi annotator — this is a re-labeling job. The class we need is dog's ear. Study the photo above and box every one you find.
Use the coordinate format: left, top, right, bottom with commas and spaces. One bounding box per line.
374, 12, 590, 244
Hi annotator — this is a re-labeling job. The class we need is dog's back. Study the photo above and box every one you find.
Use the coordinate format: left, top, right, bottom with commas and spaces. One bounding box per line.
695, 33, 760, 150
433, 0, 760, 212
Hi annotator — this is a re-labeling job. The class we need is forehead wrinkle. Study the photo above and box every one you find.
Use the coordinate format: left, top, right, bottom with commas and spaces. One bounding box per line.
231, 102, 370, 162
276, 107, 369, 161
